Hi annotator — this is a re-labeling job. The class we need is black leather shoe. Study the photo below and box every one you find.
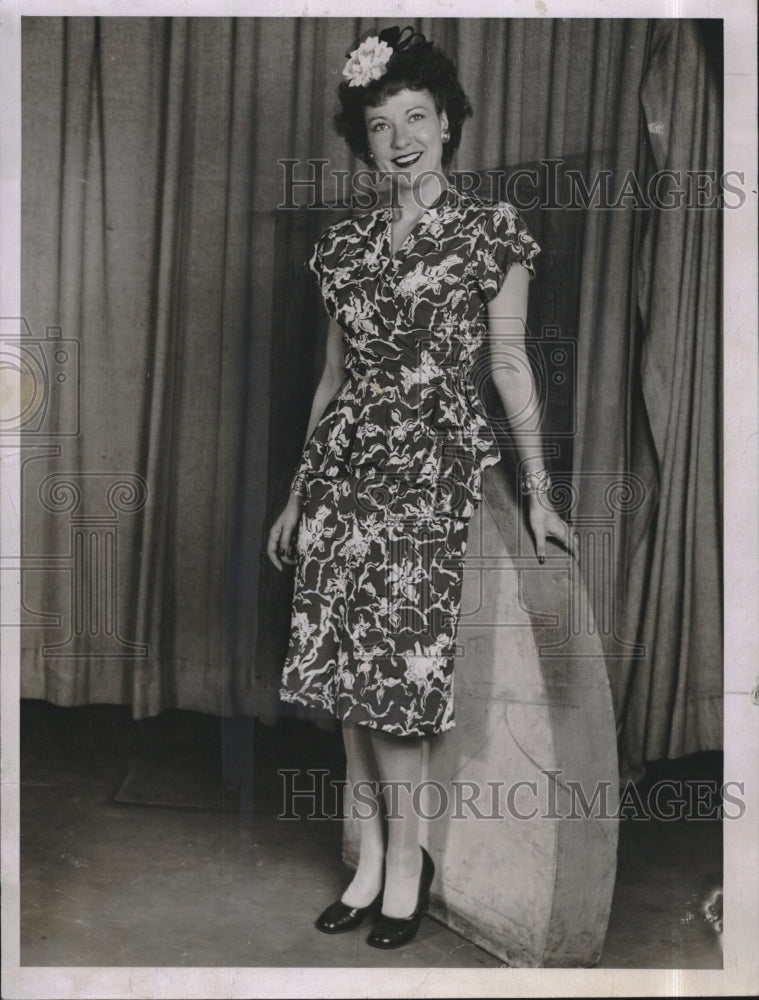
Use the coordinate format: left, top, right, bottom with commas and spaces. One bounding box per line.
366, 847, 435, 949
315, 891, 382, 934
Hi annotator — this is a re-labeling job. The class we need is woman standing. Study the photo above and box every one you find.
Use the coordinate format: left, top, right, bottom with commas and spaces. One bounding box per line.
268, 26, 571, 949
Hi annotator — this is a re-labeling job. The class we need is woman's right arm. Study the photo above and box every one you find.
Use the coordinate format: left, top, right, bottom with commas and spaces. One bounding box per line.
267, 318, 346, 570
302, 318, 347, 441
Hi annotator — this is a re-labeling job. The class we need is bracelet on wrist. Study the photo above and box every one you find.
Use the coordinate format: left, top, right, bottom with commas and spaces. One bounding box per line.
289, 471, 307, 499
520, 468, 552, 496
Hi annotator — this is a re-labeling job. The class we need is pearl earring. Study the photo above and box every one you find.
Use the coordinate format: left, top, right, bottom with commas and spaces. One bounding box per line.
441, 128, 450, 143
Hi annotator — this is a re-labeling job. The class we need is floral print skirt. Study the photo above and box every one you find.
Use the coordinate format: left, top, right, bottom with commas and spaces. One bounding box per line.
279, 471, 472, 736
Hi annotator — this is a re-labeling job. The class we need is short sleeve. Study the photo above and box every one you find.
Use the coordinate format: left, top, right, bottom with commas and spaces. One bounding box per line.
476, 201, 541, 300
305, 227, 338, 319
305, 229, 327, 283
305, 218, 361, 321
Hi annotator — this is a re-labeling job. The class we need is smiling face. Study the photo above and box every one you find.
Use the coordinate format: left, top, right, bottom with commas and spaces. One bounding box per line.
364, 88, 448, 189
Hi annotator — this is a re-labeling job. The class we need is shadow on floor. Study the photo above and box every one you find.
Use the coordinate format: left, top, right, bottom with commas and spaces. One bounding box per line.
19, 700, 722, 968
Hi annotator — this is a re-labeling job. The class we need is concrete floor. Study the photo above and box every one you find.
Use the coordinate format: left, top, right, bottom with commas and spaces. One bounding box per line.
19, 701, 723, 969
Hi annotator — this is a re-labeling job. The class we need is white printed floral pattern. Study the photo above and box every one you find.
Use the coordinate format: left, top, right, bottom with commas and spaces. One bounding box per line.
279, 185, 540, 735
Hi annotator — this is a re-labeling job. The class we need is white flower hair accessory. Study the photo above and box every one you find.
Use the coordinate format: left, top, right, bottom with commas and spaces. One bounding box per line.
342, 35, 394, 88
341, 27, 431, 89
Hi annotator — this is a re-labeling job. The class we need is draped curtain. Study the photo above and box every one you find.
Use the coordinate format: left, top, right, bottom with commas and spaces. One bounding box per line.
20, 16, 722, 774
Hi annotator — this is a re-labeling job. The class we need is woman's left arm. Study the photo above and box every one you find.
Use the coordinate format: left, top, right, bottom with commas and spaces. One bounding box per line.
486, 262, 577, 562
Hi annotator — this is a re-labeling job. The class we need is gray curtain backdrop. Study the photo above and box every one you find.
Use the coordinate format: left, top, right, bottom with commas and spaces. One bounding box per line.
19, 16, 722, 776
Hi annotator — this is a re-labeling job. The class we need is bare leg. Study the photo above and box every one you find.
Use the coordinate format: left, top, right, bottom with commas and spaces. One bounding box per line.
369, 728, 424, 919
340, 721, 385, 908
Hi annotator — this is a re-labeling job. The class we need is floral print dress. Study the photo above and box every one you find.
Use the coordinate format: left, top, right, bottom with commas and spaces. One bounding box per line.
279, 184, 540, 736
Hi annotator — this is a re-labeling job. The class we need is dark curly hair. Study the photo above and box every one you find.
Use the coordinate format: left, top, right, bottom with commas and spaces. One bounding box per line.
334, 28, 473, 168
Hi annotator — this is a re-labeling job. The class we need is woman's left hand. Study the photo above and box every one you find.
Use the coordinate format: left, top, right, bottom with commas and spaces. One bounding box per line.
526, 495, 578, 564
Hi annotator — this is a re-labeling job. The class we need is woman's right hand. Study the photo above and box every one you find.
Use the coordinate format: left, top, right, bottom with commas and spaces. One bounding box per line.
267, 494, 303, 571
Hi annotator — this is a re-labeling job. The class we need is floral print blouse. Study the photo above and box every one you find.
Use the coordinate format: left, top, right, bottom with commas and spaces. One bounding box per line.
292, 183, 541, 518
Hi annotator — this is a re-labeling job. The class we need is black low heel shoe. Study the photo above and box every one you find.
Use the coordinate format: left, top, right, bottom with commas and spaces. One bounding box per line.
366, 847, 435, 950
315, 891, 382, 934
